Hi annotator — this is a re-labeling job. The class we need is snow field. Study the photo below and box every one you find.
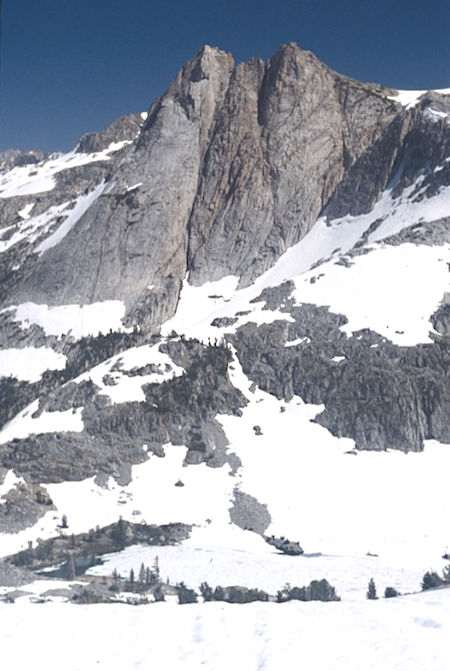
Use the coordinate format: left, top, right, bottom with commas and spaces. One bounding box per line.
0, 160, 449, 668
0, 399, 83, 446
18, 202, 35, 219
291, 242, 450, 346
0, 181, 106, 257
2, 347, 449, 592
0, 471, 25, 499
388, 87, 450, 108
1, 201, 73, 254
36, 181, 106, 253
44, 446, 235, 535
3, 354, 449, 602
220, 358, 450, 562
0, 141, 131, 199
163, 181, 450, 347
74, 342, 184, 404
3, 299, 130, 339
424, 108, 450, 123
0, 346, 66, 382
86, 526, 449, 603
1, 592, 450, 671
0, 442, 235, 557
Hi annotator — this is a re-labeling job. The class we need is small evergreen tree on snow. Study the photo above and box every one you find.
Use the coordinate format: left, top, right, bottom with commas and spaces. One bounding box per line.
308, 579, 340, 602
384, 586, 399, 598
277, 580, 340, 603
367, 578, 377, 600
176, 582, 198, 604
200, 582, 214, 601
442, 564, 450, 584
128, 568, 135, 586
213, 586, 225, 601
139, 563, 146, 583
154, 585, 165, 602
111, 517, 127, 549
421, 571, 443, 591
152, 556, 160, 582
61, 514, 68, 529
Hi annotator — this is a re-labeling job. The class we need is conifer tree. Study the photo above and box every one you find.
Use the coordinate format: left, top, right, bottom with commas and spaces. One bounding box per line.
367, 578, 377, 600
139, 563, 146, 583
154, 585, 165, 602
176, 582, 198, 604
200, 582, 214, 601
421, 571, 443, 591
152, 555, 160, 582
111, 517, 127, 549
384, 586, 399, 598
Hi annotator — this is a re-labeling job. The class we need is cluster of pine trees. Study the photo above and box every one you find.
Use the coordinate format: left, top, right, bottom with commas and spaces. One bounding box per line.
111, 556, 161, 592
366, 564, 450, 600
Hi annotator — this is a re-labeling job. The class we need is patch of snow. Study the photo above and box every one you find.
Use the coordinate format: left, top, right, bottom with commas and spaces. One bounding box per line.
75, 342, 184, 404
45, 444, 233, 533
388, 87, 450, 108
332, 355, 345, 362
343, 180, 449, 245
0, 141, 130, 199
103, 140, 132, 154
0, 201, 73, 254
36, 181, 106, 254
0, 470, 25, 499
0, 399, 83, 445
0, 347, 66, 382
141, 111, 148, 121
126, 182, 143, 192
285, 337, 309, 348
18, 202, 34, 219
424, 108, 450, 123
0, 443, 236, 555
162, 276, 239, 340
4, 300, 130, 339
291, 243, 449, 345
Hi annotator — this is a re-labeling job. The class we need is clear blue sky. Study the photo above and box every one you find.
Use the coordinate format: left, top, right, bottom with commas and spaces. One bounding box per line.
1, 0, 449, 152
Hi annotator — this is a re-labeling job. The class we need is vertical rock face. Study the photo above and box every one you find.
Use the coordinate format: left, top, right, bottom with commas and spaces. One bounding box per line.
2, 43, 446, 332
187, 56, 269, 284
187, 44, 399, 286
10, 46, 235, 329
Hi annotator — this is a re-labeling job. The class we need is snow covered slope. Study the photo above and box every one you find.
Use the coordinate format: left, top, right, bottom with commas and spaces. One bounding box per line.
1, 587, 450, 671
